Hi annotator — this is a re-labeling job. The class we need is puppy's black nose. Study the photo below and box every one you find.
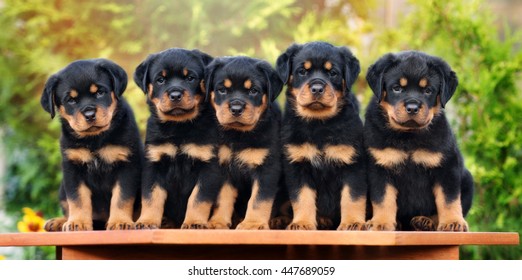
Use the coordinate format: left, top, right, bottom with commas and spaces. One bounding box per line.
169, 90, 183, 102
405, 100, 421, 115
309, 80, 325, 96
229, 100, 246, 117
82, 107, 96, 122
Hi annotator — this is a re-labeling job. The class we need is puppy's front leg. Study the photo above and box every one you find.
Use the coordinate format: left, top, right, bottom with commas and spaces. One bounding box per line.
236, 179, 275, 230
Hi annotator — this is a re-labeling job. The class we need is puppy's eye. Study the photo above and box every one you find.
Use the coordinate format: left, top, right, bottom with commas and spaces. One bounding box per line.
297, 68, 308, 76
328, 70, 338, 77
217, 87, 227, 95
249, 88, 259, 96
186, 75, 196, 82
96, 90, 106, 98
392, 85, 402, 93
67, 98, 77, 105
424, 88, 432, 95
156, 77, 166, 85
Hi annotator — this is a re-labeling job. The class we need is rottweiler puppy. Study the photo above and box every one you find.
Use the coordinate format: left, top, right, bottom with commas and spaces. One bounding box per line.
41, 59, 143, 231
205, 56, 284, 230
133, 48, 222, 229
364, 51, 474, 231
276, 41, 367, 230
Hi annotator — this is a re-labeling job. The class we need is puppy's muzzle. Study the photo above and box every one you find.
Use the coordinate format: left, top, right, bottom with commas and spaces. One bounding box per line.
309, 79, 326, 98
167, 87, 184, 103
404, 99, 421, 115
229, 99, 246, 117
81, 106, 97, 123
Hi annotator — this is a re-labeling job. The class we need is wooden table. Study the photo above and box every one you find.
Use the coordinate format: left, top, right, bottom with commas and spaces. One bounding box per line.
0, 230, 518, 260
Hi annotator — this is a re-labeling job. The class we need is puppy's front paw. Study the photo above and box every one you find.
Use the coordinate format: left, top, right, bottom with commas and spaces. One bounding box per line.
181, 222, 208, 229
134, 219, 161, 230
107, 220, 135, 230
411, 216, 436, 231
44, 217, 67, 232
236, 221, 269, 230
437, 218, 469, 232
337, 222, 366, 231
207, 219, 231, 229
62, 220, 93, 231
365, 219, 396, 231
286, 221, 317, 230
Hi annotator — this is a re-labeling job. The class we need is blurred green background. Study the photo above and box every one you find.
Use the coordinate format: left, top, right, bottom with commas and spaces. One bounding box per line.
0, 0, 520, 259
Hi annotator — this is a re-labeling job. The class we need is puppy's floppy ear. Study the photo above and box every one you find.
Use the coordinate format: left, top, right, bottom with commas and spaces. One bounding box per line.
275, 44, 302, 85
96, 59, 128, 99
41, 75, 60, 119
366, 53, 397, 101
191, 49, 214, 66
339, 46, 361, 91
134, 54, 157, 95
204, 58, 224, 101
431, 58, 458, 108
257, 61, 284, 103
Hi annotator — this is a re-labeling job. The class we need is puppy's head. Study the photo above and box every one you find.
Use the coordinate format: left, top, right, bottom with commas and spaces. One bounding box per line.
205, 56, 283, 132
366, 51, 458, 131
134, 48, 213, 123
276, 41, 360, 120
41, 59, 127, 138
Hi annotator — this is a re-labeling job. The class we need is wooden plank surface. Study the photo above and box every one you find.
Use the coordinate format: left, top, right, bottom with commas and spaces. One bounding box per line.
0, 230, 518, 247
59, 245, 461, 260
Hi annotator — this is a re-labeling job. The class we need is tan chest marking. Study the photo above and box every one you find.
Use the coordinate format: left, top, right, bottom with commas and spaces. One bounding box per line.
98, 145, 131, 164
323, 144, 357, 165
286, 143, 357, 167
369, 147, 444, 168
146, 143, 178, 162
235, 148, 270, 168
180, 143, 215, 162
65, 148, 93, 164
218, 145, 233, 165
368, 147, 409, 168
411, 149, 443, 168
285, 143, 321, 165
65, 146, 131, 165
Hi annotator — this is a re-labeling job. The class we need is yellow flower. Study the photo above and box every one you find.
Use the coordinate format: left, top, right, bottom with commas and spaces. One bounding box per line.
17, 207, 45, 233
0, 255, 5, 260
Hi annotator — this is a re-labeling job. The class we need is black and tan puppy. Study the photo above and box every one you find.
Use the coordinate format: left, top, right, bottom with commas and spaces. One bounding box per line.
364, 51, 474, 231
133, 48, 222, 229
41, 59, 143, 231
276, 41, 367, 230
205, 56, 284, 230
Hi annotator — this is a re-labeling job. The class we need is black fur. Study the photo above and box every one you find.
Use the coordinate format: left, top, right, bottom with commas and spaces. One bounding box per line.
205, 56, 284, 230
41, 59, 143, 231
133, 48, 221, 229
364, 51, 473, 231
276, 41, 367, 230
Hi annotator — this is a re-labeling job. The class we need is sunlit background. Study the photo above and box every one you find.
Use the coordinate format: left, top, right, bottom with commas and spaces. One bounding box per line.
0, 0, 521, 259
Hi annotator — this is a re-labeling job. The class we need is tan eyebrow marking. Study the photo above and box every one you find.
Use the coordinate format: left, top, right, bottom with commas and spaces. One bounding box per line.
90, 84, 98, 94
324, 61, 332, 70
419, 78, 428, 88
400, 77, 408, 87
224, 79, 232, 88
304, 61, 312, 70
244, 79, 252, 89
